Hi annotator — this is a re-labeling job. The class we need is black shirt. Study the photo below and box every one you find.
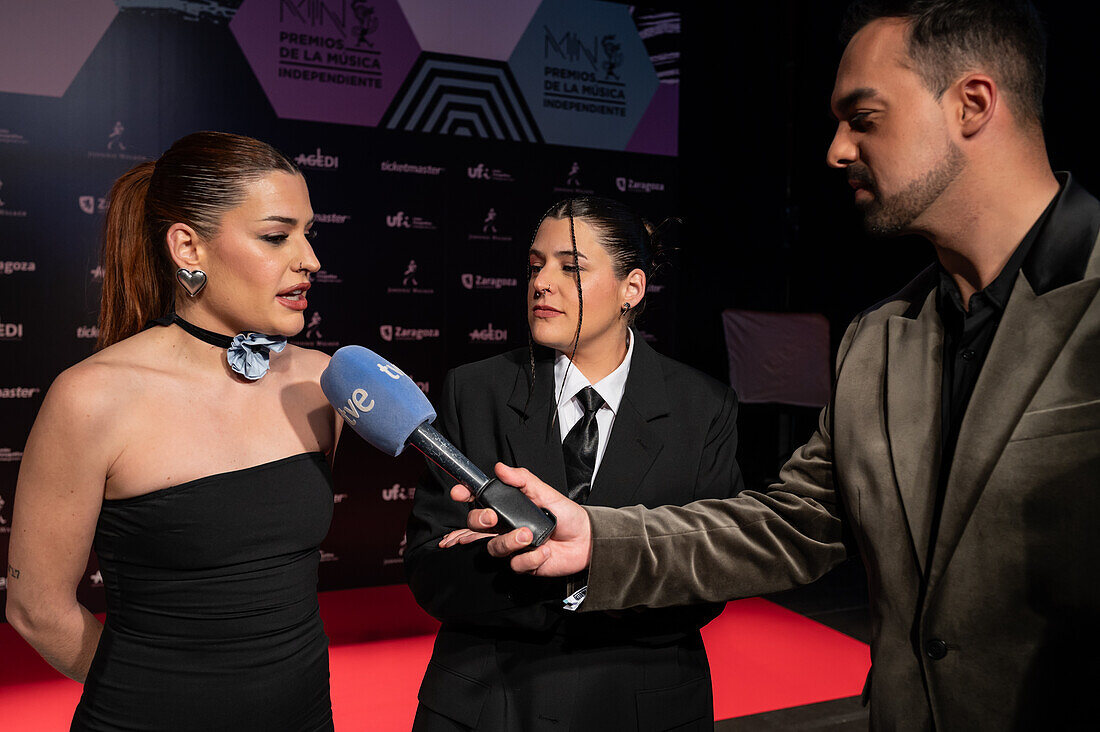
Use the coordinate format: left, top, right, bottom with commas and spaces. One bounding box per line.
928, 188, 1059, 563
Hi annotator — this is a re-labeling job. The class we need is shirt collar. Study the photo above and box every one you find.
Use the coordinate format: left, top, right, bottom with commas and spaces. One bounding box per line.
937, 181, 1060, 316
553, 329, 634, 415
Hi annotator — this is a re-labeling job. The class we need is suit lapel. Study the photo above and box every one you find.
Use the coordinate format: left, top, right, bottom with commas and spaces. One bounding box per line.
589, 336, 668, 508
885, 287, 943, 579
505, 350, 569, 494
928, 270, 1100, 589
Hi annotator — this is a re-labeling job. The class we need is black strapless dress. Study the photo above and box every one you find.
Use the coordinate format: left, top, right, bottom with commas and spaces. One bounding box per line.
72, 453, 335, 732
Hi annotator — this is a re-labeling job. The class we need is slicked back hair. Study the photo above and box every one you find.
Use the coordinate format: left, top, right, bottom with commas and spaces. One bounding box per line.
841, 0, 1047, 127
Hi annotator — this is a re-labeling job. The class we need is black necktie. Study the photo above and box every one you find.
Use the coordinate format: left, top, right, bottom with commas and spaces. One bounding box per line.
562, 386, 605, 503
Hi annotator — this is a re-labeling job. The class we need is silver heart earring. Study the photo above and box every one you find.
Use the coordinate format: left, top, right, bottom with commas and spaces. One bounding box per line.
176, 268, 208, 297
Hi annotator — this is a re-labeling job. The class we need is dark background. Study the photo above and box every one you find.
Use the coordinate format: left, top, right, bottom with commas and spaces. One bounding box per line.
676, 0, 1100, 486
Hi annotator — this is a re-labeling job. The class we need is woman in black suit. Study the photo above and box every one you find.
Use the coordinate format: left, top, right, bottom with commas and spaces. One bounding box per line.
404, 196, 744, 731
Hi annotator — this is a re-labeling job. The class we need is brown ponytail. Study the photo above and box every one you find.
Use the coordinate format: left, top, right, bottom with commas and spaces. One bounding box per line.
97, 161, 172, 350
94, 131, 300, 350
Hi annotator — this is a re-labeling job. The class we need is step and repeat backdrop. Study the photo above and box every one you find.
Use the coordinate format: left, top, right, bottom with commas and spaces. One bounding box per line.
0, 0, 681, 611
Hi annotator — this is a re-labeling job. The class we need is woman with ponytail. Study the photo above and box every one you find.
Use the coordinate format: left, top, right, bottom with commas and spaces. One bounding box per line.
6, 131, 341, 731
405, 196, 745, 731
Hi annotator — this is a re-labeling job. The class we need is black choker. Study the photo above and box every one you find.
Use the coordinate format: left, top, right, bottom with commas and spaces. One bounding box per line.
158, 313, 233, 349
145, 313, 288, 380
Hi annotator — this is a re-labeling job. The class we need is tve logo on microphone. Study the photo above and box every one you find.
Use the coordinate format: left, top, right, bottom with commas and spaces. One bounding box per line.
333, 361, 405, 425
336, 388, 374, 426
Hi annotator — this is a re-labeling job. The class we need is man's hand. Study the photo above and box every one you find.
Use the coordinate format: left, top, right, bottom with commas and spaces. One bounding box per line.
449, 463, 592, 577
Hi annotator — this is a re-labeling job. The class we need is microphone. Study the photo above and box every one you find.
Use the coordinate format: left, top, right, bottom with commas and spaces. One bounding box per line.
320, 346, 556, 547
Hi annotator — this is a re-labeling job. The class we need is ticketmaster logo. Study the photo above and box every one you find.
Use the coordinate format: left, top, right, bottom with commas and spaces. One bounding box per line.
380, 160, 445, 175
295, 148, 339, 169
461, 274, 518, 290
314, 213, 350, 224
0, 387, 41, 398
76, 325, 100, 340
379, 325, 440, 342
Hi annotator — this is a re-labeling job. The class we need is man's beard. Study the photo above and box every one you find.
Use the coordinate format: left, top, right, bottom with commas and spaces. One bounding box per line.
851, 142, 965, 236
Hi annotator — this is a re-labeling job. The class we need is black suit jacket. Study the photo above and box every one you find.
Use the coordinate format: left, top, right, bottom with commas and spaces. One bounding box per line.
405, 335, 744, 731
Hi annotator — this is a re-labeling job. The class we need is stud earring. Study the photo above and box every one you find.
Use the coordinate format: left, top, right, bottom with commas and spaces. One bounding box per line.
620, 302, 631, 317
176, 268, 207, 297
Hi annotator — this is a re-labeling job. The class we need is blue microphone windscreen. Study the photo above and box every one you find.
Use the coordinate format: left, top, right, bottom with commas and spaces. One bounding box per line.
320, 346, 436, 456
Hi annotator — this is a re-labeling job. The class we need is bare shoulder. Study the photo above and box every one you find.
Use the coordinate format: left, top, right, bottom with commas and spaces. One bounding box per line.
41, 330, 173, 429
44, 352, 133, 424
282, 344, 332, 382
278, 345, 341, 451
23, 342, 153, 482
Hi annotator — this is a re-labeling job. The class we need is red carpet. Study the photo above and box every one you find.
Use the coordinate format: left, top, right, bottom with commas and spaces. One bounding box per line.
0, 587, 869, 729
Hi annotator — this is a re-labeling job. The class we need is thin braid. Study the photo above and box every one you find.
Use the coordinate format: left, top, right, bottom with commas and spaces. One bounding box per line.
523, 203, 559, 421
550, 199, 583, 424
569, 198, 583, 359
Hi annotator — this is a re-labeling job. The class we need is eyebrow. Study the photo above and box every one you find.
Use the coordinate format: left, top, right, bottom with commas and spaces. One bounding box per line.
259, 215, 315, 227
832, 87, 882, 118
528, 248, 589, 260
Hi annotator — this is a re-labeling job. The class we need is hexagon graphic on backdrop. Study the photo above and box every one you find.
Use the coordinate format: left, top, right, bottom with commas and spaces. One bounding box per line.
508, 0, 658, 151
379, 54, 542, 143
0, 0, 118, 97
231, 0, 420, 128
396, 0, 541, 61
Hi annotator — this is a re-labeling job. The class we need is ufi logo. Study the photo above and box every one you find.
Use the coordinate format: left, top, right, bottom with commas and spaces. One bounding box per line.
295, 148, 339, 169
469, 323, 508, 343
467, 163, 491, 180
386, 211, 410, 228
382, 484, 416, 501
1, 260, 35, 274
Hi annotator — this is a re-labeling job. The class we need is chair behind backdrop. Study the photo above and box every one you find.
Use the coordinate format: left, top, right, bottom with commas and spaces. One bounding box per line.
0, 0, 682, 615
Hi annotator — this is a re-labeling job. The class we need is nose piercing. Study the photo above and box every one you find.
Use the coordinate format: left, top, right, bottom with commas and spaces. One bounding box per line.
534, 285, 550, 298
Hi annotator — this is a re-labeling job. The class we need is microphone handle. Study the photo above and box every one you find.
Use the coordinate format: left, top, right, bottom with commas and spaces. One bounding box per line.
408, 422, 557, 547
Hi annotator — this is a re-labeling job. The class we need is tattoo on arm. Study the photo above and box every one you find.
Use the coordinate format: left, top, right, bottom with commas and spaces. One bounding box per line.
7, 563, 20, 579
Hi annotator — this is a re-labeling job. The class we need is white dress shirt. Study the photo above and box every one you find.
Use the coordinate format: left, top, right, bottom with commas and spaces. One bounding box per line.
552, 330, 635, 491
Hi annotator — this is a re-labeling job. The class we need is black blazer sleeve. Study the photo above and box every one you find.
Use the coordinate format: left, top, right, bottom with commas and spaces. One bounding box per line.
404, 368, 565, 631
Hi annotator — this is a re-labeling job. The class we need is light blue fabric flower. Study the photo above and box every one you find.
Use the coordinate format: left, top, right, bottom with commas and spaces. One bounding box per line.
226, 332, 288, 380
